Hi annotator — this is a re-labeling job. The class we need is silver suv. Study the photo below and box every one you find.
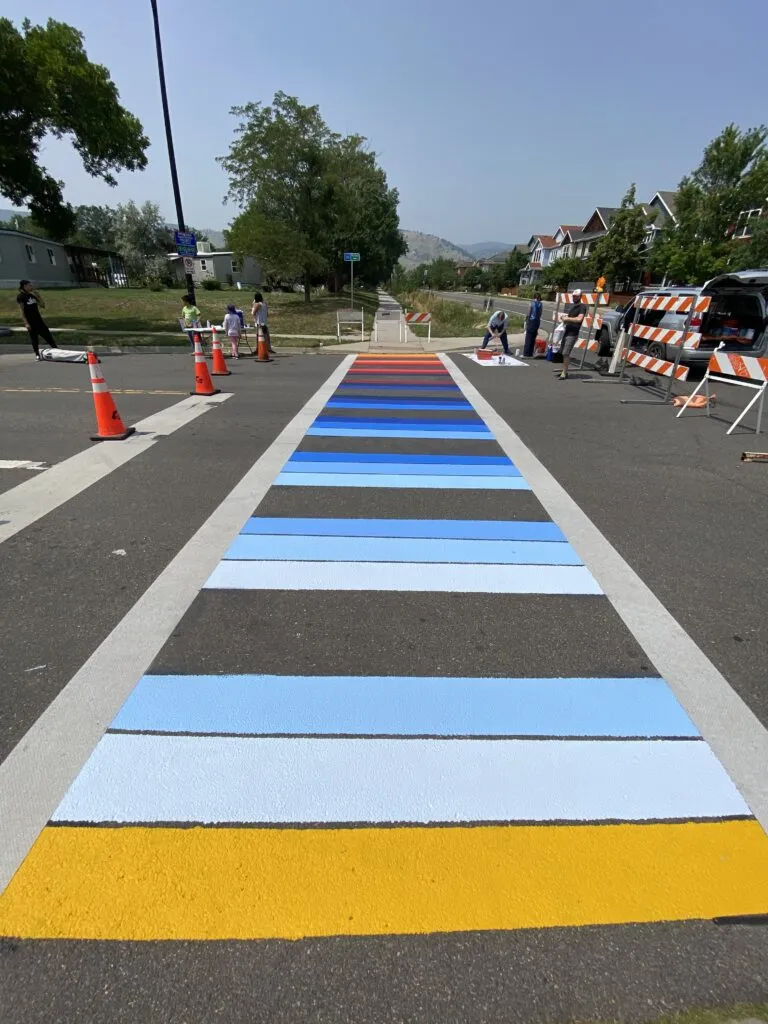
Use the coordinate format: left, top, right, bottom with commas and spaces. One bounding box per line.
599, 272, 768, 366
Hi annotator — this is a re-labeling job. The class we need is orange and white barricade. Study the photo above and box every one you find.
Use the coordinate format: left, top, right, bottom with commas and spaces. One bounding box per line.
677, 348, 768, 435
553, 291, 610, 367
401, 311, 432, 343
620, 293, 712, 404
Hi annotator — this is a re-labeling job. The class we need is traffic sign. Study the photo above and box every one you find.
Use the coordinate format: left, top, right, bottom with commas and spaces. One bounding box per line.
174, 230, 197, 256
344, 252, 360, 262
183, 256, 195, 274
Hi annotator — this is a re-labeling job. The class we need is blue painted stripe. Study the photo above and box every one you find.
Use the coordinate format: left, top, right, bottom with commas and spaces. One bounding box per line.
241, 518, 566, 541
112, 675, 700, 738
291, 453, 512, 466
307, 427, 494, 439
316, 417, 484, 428
325, 400, 473, 411
204, 561, 601, 593
337, 383, 461, 391
274, 473, 531, 490
223, 535, 579, 564
53, 735, 747, 824
281, 462, 521, 477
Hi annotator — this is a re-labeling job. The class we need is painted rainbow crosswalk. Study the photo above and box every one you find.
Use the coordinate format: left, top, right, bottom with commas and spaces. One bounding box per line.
1, 351, 767, 941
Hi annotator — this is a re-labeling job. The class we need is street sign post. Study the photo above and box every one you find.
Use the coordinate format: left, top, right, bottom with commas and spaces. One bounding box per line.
183, 256, 195, 275
174, 230, 197, 257
344, 252, 361, 309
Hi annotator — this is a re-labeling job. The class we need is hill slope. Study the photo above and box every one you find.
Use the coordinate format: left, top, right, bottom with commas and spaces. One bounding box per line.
400, 231, 472, 269
460, 241, 515, 258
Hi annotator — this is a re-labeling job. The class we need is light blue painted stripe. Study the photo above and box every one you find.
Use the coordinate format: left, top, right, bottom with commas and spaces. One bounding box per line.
290, 453, 512, 465
111, 675, 700, 738
281, 462, 521, 477
325, 400, 473, 410
204, 561, 601, 593
306, 428, 494, 439
241, 518, 566, 541
222, 535, 581, 565
53, 734, 748, 824
274, 473, 531, 490
316, 417, 484, 428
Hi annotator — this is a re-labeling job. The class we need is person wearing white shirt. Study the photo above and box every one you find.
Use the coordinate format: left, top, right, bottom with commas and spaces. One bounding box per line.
481, 310, 510, 355
222, 304, 242, 359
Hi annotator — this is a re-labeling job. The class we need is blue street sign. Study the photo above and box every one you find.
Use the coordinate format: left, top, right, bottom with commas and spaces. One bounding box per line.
344, 252, 361, 262
174, 230, 197, 256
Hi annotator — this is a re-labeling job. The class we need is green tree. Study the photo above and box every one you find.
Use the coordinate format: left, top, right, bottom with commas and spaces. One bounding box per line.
650, 125, 768, 284
220, 93, 337, 303
112, 201, 171, 283
540, 256, 586, 290
425, 257, 458, 290
588, 184, 649, 287
0, 17, 148, 239
462, 266, 484, 290
220, 92, 405, 301
69, 205, 116, 248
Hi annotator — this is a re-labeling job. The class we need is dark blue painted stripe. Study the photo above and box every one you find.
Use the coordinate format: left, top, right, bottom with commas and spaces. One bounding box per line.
315, 419, 487, 431
280, 463, 521, 477
240, 518, 567, 542
326, 400, 473, 411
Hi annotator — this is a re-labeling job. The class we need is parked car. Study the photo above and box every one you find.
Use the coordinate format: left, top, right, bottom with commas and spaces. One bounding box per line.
599, 271, 768, 366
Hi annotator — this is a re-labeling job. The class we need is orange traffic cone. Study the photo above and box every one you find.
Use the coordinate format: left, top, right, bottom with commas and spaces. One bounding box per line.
210, 326, 231, 376
256, 325, 272, 362
191, 336, 220, 396
88, 352, 135, 441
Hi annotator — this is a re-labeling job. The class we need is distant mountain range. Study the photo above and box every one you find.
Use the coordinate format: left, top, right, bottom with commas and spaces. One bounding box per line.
459, 241, 516, 258
400, 231, 520, 268
0, 207, 26, 224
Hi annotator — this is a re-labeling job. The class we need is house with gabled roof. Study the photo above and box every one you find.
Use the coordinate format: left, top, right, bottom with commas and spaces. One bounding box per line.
519, 234, 558, 284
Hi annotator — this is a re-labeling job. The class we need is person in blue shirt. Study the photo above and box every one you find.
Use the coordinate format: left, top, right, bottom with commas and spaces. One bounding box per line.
481, 309, 510, 355
523, 292, 542, 357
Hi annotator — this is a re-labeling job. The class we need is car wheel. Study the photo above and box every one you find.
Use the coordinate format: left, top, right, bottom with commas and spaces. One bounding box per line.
647, 341, 666, 361
599, 327, 611, 354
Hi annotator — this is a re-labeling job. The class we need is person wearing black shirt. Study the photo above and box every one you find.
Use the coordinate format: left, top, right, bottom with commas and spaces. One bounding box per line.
16, 280, 58, 360
558, 288, 587, 380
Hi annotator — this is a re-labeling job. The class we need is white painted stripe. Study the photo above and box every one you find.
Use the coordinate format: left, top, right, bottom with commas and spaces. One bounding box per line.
0, 394, 231, 545
442, 354, 768, 831
52, 733, 748, 824
0, 355, 356, 894
0, 461, 47, 471
204, 560, 602, 594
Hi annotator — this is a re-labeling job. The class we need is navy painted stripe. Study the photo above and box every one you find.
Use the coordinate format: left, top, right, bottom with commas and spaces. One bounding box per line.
240, 518, 567, 541
280, 463, 521, 477
325, 400, 473, 411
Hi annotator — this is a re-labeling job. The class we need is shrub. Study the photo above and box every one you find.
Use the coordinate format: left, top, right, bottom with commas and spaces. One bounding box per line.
202, 279, 222, 290
147, 279, 166, 292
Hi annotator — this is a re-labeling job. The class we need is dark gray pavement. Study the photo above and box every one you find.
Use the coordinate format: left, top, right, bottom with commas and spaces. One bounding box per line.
1, 350, 767, 1023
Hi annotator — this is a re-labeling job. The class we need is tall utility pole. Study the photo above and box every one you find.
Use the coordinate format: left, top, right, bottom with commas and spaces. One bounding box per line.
149, 0, 195, 302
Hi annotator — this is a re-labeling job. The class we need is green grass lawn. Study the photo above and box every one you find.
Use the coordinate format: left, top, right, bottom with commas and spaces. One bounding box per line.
0, 286, 379, 345
393, 289, 524, 338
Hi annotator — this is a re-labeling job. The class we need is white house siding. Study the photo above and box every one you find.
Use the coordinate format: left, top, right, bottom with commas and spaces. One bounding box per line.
0, 231, 76, 290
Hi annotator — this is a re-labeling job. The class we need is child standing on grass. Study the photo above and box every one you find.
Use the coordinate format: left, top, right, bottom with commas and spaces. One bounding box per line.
222, 304, 242, 359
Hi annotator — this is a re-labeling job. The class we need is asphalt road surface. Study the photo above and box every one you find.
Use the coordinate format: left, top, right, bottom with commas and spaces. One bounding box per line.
1, 346, 767, 1023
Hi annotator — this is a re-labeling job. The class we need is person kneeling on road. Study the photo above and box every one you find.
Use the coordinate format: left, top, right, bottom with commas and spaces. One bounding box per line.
558, 289, 587, 380
481, 309, 510, 355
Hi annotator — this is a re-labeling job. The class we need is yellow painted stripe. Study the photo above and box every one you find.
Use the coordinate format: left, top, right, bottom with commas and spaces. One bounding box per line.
1, 821, 767, 940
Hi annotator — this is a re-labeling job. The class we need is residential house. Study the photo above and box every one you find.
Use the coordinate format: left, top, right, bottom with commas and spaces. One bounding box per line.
519, 234, 558, 284
549, 225, 583, 262
0, 229, 126, 290
168, 241, 262, 287
454, 259, 476, 280
476, 251, 511, 272
643, 191, 678, 249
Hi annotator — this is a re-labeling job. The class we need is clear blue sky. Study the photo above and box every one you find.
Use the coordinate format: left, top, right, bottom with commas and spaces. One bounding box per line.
9, 0, 768, 245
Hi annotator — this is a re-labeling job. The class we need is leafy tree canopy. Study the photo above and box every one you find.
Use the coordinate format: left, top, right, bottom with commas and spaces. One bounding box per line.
588, 184, 650, 287
220, 92, 404, 301
0, 17, 149, 239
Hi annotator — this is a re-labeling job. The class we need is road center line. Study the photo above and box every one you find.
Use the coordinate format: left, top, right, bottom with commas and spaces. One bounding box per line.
0, 393, 232, 545
0, 355, 353, 894
442, 354, 768, 832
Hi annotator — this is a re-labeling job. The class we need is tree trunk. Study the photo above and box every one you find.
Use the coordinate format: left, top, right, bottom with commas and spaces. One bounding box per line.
304, 271, 311, 303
